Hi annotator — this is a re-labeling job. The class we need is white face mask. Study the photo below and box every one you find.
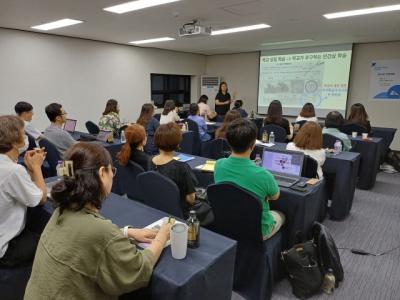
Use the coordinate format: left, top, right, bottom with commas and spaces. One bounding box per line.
18, 135, 29, 155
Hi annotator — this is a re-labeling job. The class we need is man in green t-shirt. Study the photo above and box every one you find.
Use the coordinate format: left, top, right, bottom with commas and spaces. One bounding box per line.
214, 118, 285, 239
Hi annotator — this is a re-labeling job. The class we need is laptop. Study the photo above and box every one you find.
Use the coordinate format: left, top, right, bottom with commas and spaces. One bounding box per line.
261, 149, 304, 187
96, 130, 113, 142
63, 119, 77, 133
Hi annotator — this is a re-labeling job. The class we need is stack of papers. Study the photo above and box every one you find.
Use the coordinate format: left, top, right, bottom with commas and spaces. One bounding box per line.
195, 160, 216, 172
174, 153, 195, 162
255, 140, 275, 147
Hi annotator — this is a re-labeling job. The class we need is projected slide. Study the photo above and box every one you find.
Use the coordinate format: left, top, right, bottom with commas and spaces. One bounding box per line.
258, 47, 352, 117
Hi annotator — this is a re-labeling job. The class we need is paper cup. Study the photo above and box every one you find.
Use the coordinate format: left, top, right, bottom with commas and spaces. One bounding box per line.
362, 133, 368, 140
170, 223, 188, 259
352, 132, 357, 138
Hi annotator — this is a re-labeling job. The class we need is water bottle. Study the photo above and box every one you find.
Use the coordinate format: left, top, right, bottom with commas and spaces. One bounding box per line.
322, 269, 335, 294
185, 122, 189, 132
250, 110, 254, 119
333, 140, 342, 155
120, 129, 126, 143
56, 161, 64, 177
269, 131, 275, 143
254, 154, 262, 166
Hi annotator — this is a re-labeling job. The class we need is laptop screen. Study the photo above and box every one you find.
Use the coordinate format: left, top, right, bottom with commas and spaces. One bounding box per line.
261, 149, 304, 177
63, 119, 77, 133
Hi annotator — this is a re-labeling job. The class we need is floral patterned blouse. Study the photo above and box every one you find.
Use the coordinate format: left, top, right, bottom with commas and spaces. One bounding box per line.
98, 112, 121, 136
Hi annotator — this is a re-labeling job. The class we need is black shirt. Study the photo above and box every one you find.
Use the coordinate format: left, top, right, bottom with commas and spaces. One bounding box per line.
149, 159, 197, 214
215, 92, 231, 116
129, 148, 151, 171
263, 117, 291, 135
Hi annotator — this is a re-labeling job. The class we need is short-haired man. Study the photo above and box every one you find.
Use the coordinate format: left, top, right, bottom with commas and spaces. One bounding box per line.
322, 111, 352, 151
43, 103, 77, 156
15, 101, 43, 141
214, 118, 284, 240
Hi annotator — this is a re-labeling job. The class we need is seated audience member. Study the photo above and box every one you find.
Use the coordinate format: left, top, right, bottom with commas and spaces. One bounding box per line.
346, 103, 371, 133
159, 100, 180, 125
188, 103, 211, 142
295, 102, 318, 123
263, 100, 293, 140
137, 103, 160, 155
15, 101, 43, 141
116, 124, 150, 171
43, 103, 77, 156
150, 123, 196, 216
197, 95, 217, 121
214, 118, 284, 240
323, 111, 352, 151
25, 143, 172, 299
287, 122, 326, 178
0, 115, 47, 267
232, 100, 248, 118
99, 99, 121, 136
215, 110, 241, 139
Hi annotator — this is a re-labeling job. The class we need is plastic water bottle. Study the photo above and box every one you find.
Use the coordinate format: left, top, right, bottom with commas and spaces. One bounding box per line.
185, 122, 189, 132
254, 154, 262, 166
250, 110, 254, 119
120, 129, 126, 143
333, 140, 342, 155
269, 131, 275, 143
322, 269, 335, 294
56, 161, 64, 177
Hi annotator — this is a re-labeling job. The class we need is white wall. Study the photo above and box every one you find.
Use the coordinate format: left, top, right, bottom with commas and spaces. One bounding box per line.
0, 28, 206, 131
206, 43, 400, 150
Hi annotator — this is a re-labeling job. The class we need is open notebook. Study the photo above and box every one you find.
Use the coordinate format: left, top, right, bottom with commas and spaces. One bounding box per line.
173, 153, 195, 163
195, 160, 216, 172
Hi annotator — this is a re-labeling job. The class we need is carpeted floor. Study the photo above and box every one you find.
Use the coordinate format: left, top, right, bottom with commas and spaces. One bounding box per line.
233, 171, 400, 300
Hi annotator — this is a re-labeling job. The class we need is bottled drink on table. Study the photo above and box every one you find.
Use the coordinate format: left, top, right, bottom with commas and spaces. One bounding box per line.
56, 161, 64, 177
120, 129, 126, 143
333, 140, 342, 155
250, 110, 254, 119
187, 210, 200, 248
185, 122, 189, 132
269, 131, 275, 143
262, 131, 269, 143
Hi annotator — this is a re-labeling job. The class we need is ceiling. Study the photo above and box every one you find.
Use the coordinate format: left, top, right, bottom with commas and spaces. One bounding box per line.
1, 0, 400, 55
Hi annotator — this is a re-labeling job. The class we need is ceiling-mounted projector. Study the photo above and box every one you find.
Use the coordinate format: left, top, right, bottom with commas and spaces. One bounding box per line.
178, 21, 211, 38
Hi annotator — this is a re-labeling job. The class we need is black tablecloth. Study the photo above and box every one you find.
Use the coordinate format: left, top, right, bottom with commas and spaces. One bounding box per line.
183, 154, 324, 247
252, 143, 361, 220
350, 136, 383, 190
44, 183, 236, 300
371, 127, 397, 162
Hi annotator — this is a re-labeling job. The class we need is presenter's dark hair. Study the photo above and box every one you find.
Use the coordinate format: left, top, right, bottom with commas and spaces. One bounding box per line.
51, 143, 113, 213
189, 103, 199, 116
137, 103, 155, 127
348, 103, 369, 125
226, 118, 257, 154
265, 100, 283, 124
218, 82, 228, 93
45, 103, 63, 122
15, 101, 33, 115
198, 95, 209, 104
300, 103, 316, 118
103, 99, 119, 115
162, 100, 176, 116
325, 111, 344, 129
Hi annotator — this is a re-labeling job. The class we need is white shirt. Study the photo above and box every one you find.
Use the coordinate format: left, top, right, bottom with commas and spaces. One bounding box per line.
24, 120, 42, 140
198, 103, 211, 118
0, 154, 43, 258
286, 142, 326, 179
160, 110, 180, 125
295, 116, 319, 123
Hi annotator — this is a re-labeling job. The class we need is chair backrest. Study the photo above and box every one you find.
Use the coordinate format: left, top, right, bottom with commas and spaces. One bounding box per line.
323, 133, 343, 149
38, 139, 61, 177
207, 182, 264, 250
154, 113, 161, 121
185, 118, 201, 155
136, 171, 183, 218
26, 133, 37, 151
295, 120, 307, 128
202, 138, 231, 160
259, 124, 287, 142
85, 121, 100, 135
302, 155, 318, 178
113, 160, 145, 200
340, 123, 368, 135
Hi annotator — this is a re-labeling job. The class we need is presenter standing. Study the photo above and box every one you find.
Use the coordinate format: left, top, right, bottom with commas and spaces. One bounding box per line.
215, 82, 236, 118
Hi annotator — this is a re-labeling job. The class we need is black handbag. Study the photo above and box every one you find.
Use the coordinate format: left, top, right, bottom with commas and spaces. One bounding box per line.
190, 188, 214, 226
281, 240, 323, 299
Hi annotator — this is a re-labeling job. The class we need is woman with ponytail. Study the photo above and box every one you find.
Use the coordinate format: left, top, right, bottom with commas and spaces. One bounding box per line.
25, 143, 173, 299
116, 124, 150, 171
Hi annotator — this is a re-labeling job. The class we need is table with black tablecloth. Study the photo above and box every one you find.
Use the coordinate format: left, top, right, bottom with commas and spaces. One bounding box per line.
371, 127, 397, 163
350, 136, 383, 190
252, 143, 361, 220
182, 154, 324, 247
44, 180, 237, 300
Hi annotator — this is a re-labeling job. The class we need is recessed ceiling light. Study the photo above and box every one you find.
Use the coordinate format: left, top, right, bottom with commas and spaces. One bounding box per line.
211, 24, 270, 36
324, 4, 400, 19
104, 0, 181, 14
130, 37, 175, 44
261, 39, 313, 46
31, 19, 83, 31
